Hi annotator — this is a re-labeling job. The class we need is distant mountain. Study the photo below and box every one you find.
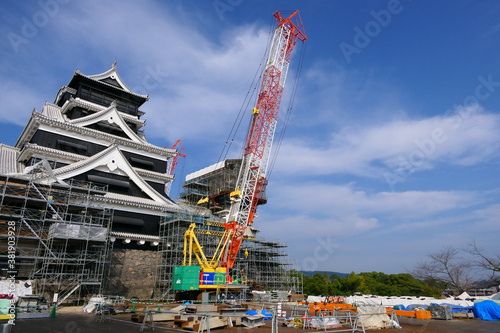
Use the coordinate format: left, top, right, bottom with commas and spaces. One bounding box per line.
299, 271, 349, 278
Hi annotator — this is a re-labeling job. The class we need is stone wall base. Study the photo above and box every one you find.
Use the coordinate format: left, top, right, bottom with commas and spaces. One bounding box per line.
104, 248, 161, 299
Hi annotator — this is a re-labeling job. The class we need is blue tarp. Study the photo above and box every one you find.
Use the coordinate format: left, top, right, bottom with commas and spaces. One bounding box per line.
394, 303, 473, 314
439, 303, 473, 313
473, 300, 500, 321
394, 304, 429, 311
245, 310, 273, 317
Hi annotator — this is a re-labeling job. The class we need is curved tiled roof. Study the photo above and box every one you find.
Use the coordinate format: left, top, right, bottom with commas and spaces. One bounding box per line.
41, 103, 65, 121
101, 192, 182, 212
0, 144, 21, 174
110, 231, 160, 241
75, 62, 148, 100
52, 144, 177, 207
19, 143, 83, 163
69, 102, 146, 144
59, 98, 146, 127
20, 143, 174, 182
23, 112, 175, 157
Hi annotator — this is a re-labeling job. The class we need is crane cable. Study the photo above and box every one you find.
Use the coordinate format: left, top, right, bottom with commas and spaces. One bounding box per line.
217, 17, 276, 164
267, 40, 307, 179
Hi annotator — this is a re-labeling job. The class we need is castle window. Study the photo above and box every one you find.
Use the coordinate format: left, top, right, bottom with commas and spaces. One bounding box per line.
113, 216, 144, 226
130, 157, 155, 170
56, 139, 88, 154
87, 174, 130, 188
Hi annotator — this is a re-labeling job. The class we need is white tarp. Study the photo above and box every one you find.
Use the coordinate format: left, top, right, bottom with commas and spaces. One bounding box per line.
309, 317, 341, 329
0, 280, 33, 301
357, 306, 392, 329
344, 295, 475, 308
49, 223, 107, 241
83, 296, 105, 313
457, 291, 471, 299
306, 295, 328, 303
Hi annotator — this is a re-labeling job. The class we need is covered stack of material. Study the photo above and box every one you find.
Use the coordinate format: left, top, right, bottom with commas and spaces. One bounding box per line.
473, 300, 500, 321
428, 305, 452, 320
357, 306, 393, 329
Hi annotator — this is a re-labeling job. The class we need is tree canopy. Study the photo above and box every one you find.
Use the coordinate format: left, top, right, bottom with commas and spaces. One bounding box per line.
300, 241, 498, 297
301, 271, 441, 298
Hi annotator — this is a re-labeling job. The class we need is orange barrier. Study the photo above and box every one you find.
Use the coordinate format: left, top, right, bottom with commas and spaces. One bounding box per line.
415, 310, 432, 319
388, 308, 432, 319
299, 301, 431, 320
300, 302, 355, 313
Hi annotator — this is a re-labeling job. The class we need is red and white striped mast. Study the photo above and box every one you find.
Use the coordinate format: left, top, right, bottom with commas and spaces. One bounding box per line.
222, 10, 307, 269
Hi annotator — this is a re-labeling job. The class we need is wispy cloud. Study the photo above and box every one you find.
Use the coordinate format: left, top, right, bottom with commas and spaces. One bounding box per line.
0, 1, 269, 150
267, 182, 482, 220
275, 104, 500, 180
0, 78, 44, 125
53, 1, 269, 146
258, 182, 498, 272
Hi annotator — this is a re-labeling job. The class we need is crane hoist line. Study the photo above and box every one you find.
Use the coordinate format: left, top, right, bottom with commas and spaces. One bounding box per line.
173, 10, 307, 294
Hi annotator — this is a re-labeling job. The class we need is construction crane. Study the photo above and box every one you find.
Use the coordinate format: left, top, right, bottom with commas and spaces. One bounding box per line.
173, 10, 307, 294
222, 10, 307, 270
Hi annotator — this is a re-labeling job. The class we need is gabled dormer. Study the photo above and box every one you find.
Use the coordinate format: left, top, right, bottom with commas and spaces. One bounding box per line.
68, 101, 146, 143
51, 144, 176, 206
54, 62, 148, 118
87, 60, 134, 92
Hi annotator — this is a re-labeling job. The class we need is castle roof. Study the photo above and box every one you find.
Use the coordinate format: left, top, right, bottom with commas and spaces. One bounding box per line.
15, 107, 175, 157
0, 144, 22, 174
75, 62, 148, 100
52, 144, 176, 206
18, 143, 174, 183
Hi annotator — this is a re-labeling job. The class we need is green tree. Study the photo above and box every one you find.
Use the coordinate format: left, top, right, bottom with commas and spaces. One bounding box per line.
299, 271, 442, 297
337, 272, 369, 295
303, 273, 330, 295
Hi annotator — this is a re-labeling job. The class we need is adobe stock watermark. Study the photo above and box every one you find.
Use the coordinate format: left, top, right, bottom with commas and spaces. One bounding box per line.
339, 0, 410, 64
299, 235, 340, 272
6, 0, 70, 54
213, 0, 242, 21
6, 221, 17, 326
384, 74, 500, 191
131, 65, 170, 96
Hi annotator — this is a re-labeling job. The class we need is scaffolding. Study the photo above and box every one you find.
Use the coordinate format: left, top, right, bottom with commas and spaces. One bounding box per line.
180, 159, 246, 218
154, 211, 224, 299
239, 239, 303, 294
0, 174, 113, 304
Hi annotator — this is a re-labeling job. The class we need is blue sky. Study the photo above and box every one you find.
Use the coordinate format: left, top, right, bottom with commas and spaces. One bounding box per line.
1, 0, 500, 275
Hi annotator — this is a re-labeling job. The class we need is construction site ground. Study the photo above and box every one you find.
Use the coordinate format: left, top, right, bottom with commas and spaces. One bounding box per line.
5, 306, 500, 333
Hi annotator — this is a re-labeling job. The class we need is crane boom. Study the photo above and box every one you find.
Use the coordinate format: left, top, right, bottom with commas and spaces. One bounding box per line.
223, 11, 307, 268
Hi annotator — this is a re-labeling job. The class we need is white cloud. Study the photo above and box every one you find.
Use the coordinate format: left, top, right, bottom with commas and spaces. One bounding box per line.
471, 202, 500, 230
0, 77, 43, 125
258, 182, 499, 273
275, 104, 500, 179
257, 184, 494, 267
268, 182, 480, 219
55, 1, 270, 146
0, 1, 270, 149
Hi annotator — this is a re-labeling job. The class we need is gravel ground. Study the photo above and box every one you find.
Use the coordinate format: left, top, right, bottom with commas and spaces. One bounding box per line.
4, 306, 500, 333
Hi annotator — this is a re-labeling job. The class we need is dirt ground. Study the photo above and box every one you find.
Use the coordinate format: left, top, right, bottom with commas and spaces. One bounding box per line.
4, 306, 500, 333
